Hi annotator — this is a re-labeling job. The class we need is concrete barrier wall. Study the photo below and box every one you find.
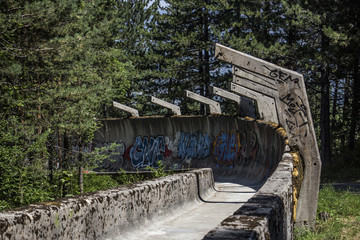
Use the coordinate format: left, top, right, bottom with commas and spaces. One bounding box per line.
93, 116, 286, 184
0, 169, 214, 240
0, 116, 293, 239
203, 148, 294, 240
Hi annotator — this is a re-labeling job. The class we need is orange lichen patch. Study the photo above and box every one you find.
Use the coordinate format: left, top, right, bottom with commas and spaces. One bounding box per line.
255, 119, 288, 141
291, 151, 304, 222
244, 116, 255, 121
256, 119, 275, 126
275, 127, 287, 139
268, 122, 279, 128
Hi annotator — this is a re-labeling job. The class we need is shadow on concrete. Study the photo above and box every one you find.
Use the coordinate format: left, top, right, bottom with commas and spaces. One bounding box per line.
199, 201, 250, 204
203, 228, 259, 240
213, 190, 257, 194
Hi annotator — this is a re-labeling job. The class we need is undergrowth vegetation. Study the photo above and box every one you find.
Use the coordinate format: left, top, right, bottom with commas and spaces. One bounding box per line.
295, 185, 360, 240
0, 161, 172, 212
321, 148, 360, 183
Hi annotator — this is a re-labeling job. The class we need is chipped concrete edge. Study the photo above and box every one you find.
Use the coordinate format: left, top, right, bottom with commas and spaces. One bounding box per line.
203, 147, 294, 240
0, 169, 214, 240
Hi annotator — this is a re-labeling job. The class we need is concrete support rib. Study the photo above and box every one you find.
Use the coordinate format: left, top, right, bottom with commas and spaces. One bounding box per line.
232, 75, 279, 99
229, 82, 278, 123
233, 67, 278, 90
210, 86, 241, 104
215, 43, 322, 228
185, 90, 221, 114
150, 96, 181, 115
211, 86, 256, 118
113, 101, 139, 117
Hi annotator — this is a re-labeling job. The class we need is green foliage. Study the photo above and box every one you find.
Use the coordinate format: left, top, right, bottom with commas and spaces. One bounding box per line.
0, 0, 135, 210
1, 0, 359, 212
82, 142, 124, 170
295, 185, 360, 240
0, 117, 52, 210
145, 160, 171, 178
82, 174, 120, 193
149, 0, 226, 115
113, 170, 145, 185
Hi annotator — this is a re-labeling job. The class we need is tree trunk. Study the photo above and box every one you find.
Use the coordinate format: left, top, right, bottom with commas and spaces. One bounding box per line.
349, 56, 360, 150
199, 47, 205, 115
341, 76, 350, 149
331, 78, 338, 154
320, 63, 331, 165
203, 3, 210, 115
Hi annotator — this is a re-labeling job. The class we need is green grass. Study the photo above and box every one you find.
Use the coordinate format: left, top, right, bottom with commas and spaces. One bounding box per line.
295, 185, 360, 240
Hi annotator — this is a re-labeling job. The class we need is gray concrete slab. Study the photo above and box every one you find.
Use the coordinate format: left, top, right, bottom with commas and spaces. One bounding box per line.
111, 182, 258, 240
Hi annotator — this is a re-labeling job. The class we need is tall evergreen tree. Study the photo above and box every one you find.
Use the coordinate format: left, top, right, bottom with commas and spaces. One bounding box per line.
0, 0, 134, 208
151, 0, 233, 115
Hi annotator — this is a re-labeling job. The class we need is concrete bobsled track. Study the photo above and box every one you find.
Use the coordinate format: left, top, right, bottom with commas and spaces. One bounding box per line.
0, 116, 296, 239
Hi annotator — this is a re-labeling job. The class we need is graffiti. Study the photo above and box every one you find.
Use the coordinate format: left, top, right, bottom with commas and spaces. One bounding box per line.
129, 136, 172, 168
280, 94, 307, 117
178, 132, 211, 162
263, 65, 310, 143
165, 135, 179, 158
280, 93, 309, 143
264, 65, 300, 88
99, 142, 126, 171
212, 131, 241, 167
238, 128, 260, 167
72, 143, 94, 155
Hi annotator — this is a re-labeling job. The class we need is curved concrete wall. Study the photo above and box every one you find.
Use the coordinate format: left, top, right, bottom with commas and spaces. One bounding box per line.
204, 149, 294, 239
0, 116, 293, 240
94, 116, 286, 184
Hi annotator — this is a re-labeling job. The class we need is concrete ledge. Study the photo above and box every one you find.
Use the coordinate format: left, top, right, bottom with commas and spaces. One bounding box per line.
0, 169, 213, 240
189, 168, 215, 199
203, 149, 293, 240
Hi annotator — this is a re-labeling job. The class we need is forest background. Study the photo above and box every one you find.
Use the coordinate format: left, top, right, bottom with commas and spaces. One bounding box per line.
1, 0, 359, 210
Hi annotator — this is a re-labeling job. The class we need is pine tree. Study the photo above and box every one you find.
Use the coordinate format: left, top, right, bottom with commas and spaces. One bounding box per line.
0, 0, 134, 208
151, 0, 226, 115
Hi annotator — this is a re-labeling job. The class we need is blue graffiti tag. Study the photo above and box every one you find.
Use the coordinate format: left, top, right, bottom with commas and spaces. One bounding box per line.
178, 132, 211, 160
129, 136, 165, 168
213, 131, 241, 167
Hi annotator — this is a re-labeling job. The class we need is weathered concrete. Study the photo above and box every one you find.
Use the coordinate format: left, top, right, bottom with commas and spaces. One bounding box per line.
0, 116, 293, 240
150, 96, 181, 115
232, 75, 279, 99
215, 43, 321, 228
116, 182, 258, 240
210, 86, 256, 118
1, 43, 320, 239
93, 115, 285, 185
229, 82, 278, 123
233, 67, 277, 91
0, 169, 214, 240
203, 149, 294, 240
185, 90, 222, 114
113, 101, 139, 117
